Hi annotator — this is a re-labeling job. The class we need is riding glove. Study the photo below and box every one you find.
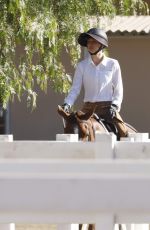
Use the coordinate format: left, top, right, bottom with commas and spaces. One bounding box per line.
105, 104, 118, 122
62, 103, 71, 113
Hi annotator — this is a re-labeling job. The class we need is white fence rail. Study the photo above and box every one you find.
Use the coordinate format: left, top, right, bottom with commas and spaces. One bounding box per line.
0, 133, 150, 230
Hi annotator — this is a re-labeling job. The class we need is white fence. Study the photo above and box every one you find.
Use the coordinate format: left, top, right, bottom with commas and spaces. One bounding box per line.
0, 133, 150, 230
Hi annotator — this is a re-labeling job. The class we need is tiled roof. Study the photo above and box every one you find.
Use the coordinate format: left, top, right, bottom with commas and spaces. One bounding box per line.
90, 16, 150, 35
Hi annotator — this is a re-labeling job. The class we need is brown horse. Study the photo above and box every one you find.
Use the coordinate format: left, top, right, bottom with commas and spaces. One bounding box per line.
57, 105, 137, 141
58, 105, 109, 141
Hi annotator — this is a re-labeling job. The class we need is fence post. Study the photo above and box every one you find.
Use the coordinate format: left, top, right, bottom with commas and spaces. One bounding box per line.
128, 133, 149, 142
0, 135, 14, 230
95, 132, 116, 158
56, 134, 78, 142
56, 134, 79, 230
95, 214, 115, 230
0, 134, 13, 142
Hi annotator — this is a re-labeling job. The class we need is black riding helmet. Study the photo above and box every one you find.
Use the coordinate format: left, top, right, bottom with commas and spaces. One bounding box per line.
78, 28, 108, 48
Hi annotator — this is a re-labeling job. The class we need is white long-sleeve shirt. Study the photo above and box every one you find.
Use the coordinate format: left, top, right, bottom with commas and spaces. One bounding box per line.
64, 55, 123, 111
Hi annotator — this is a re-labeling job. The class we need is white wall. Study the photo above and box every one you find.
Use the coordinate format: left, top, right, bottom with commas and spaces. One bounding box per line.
109, 36, 150, 133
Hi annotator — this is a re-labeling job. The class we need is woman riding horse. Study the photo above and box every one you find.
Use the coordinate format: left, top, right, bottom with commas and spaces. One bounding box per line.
62, 27, 128, 138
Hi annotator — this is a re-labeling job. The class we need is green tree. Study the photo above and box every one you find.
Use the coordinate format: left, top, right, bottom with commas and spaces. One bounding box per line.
0, 0, 149, 108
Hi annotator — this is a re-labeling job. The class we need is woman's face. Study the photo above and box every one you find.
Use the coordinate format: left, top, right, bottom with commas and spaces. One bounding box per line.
87, 37, 102, 53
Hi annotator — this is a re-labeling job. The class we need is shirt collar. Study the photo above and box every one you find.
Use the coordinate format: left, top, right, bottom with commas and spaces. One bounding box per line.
87, 54, 108, 67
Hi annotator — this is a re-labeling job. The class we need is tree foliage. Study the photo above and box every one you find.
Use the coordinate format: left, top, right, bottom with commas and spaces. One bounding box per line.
0, 0, 149, 107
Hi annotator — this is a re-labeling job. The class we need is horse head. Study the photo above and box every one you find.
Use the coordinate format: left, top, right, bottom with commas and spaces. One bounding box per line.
57, 105, 78, 134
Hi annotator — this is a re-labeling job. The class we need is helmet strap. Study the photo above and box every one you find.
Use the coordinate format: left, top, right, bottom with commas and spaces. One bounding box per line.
89, 46, 104, 56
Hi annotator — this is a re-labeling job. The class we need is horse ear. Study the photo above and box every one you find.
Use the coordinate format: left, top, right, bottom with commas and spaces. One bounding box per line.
57, 105, 70, 120
76, 109, 94, 120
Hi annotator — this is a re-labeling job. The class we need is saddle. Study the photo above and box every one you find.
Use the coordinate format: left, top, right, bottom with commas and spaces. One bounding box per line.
92, 113, 119, 139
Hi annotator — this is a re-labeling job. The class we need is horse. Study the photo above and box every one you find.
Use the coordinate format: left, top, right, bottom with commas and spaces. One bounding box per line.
57, 105, 137, 141
57, 105, 109, 141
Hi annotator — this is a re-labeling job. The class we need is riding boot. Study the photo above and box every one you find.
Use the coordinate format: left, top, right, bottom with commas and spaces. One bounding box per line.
113, 112, 128, 138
